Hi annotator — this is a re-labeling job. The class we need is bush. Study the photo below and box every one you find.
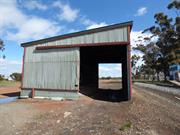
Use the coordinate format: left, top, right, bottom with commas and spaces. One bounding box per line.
10, 73, 22, 81
0, 74, 5, 81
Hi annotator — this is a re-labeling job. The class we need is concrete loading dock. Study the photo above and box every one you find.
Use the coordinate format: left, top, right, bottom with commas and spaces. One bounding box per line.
20, 21, 133, 101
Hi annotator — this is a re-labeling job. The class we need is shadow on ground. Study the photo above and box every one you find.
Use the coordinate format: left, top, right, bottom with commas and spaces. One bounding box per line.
79, 87, 127, 102
2, 92, 20, 97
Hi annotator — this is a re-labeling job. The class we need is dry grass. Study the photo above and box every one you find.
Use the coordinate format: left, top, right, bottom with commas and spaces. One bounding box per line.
0, 80, 20, 87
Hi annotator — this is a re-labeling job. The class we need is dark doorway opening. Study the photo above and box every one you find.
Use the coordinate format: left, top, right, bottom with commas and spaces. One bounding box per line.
80, 45, 130, 102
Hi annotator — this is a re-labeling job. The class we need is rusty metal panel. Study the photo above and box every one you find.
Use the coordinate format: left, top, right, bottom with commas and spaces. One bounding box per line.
23, 46, 79, 90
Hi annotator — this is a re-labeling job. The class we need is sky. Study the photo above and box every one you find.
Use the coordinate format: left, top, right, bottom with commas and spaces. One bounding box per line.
0, 0, 175, 77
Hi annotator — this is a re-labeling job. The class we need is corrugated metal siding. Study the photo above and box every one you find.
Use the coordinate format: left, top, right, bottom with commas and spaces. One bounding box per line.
38, 27, 128, 47
23, 47, 79, 90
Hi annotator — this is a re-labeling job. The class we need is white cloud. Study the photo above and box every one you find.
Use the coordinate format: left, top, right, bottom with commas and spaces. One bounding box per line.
7, 17, 61, 42
81, 17, 107, 29
0, 0, 25, 33
0, 0, 61, 43
130, 30, 148, 66
81, 18, 94, 26
134, 7, 147, 16
67, 29, 80, 33
0, 58, 22, 77
130, 30, 157, 67
53, 1, 79, 22
131, 31, 144, 48
130, 30, 157, 49
86, 22, 107, 29
99, 64, 122, 77
99, 66, 111, 72
24, 1, 48, 10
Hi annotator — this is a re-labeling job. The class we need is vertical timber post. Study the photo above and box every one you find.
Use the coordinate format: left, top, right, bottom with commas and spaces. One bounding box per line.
31, 88, 35, 98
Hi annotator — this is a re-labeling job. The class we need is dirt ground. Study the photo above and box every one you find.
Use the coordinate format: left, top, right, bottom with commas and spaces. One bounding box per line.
0, 80, 180, 135
0, 87, 20, 95
0, 82, 20, 97
99, 79, 122, 90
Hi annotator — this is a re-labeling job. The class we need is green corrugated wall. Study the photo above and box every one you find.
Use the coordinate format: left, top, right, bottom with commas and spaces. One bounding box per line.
23, 47, 80, 90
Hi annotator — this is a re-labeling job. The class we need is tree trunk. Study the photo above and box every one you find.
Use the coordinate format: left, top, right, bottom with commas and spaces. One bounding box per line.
148, 74, 150, 81
152, 70, 156, 81
164, 70, 167, 81
157, 72, 160, 81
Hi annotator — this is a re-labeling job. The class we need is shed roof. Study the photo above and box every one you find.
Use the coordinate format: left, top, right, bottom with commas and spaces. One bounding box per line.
21, 21, 133, 47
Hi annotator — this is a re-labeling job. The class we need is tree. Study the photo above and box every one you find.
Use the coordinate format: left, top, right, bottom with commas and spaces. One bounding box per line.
0, 74, 5, 81
10, 73, 22, 81
141, 0, 180, 80
0, 39, 5, 59
133, 39, 160, 81
131, 54, 140, 79
131, 54, 140, 68
167, 0, 180, 64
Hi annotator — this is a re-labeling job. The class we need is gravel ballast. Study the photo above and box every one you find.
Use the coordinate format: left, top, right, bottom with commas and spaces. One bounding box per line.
134, 82, 180, 95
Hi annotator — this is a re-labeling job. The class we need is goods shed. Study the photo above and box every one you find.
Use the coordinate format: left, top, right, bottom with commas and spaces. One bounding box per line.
20, 21, 133, 101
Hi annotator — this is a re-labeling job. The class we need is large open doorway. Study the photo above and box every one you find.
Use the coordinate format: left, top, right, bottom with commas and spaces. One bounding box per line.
79, 45, 130, 101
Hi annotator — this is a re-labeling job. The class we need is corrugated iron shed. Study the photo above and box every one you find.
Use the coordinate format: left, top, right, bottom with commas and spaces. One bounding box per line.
21, 21, 133, 101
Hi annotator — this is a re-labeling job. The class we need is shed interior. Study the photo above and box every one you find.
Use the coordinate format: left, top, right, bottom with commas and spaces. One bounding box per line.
80, 45, 129, 101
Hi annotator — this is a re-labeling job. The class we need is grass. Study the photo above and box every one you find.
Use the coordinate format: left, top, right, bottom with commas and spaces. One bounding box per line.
0, 80, 20, 87
119, 121, 133, 131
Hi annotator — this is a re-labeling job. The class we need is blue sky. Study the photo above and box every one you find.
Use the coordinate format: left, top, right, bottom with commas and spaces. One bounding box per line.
0, 0, 174, 77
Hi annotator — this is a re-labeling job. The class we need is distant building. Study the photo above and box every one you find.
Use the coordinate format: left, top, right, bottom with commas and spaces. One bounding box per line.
169, 64, 180, 81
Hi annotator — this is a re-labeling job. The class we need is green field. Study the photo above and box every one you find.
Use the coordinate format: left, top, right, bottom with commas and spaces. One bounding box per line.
0, 80, 20, 87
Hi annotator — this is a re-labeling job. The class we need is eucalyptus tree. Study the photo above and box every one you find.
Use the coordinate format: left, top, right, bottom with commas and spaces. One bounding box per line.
141, 0, 180, 80
133, 37, 160, 80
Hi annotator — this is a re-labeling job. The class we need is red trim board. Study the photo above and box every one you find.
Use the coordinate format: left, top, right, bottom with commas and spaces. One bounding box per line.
21, 47, 26, 88
128, 26, 132, 98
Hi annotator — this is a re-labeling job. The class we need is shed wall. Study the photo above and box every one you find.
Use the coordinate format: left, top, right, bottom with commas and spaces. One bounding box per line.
36, 27, 128, 47
22, 47, 79, 90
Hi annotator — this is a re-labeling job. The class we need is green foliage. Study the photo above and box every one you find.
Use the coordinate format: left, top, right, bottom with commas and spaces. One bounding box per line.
167, 0, 180, 12
131, 54, 140, 68
131, 54, 141, 79
100, 76, 112, 79
0, 74, 6, 81
134, 0, 180, 81
10, 72, 22, 81
0, 39, 5, 59
134, 40, 160, 80
119, 121, 133, 131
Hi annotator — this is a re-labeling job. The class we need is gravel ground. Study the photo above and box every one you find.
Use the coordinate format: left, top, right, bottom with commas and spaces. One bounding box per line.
0, 101, 39, 135
0, 81, 179, 135
134, 82, 180, 95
